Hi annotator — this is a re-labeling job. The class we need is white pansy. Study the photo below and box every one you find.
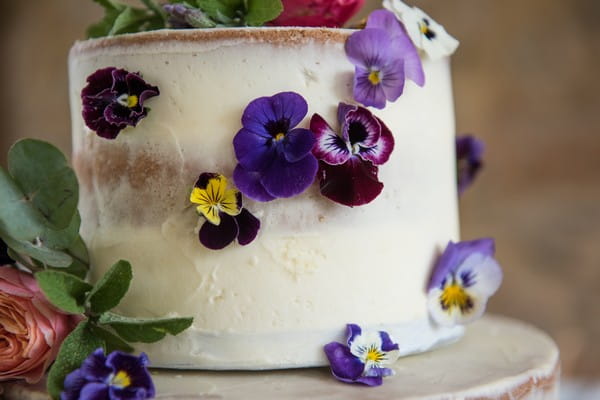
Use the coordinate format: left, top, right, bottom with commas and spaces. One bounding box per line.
349, 329, 399, 372
383, 0, 459, 60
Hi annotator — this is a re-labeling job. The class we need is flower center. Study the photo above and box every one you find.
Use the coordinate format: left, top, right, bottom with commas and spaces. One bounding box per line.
439, 282, 473, 313
365, 346, 386, 364
117, 93, 139, 108
368, 70, 381, 85
110, 370, 131, 389
419, 18, 436, 40
274, 132, 286, 141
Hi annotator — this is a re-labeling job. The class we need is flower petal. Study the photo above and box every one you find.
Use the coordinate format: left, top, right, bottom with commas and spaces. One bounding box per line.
260, 154, 318, 199
199, 213, 239, 250
60, 369, 86, 400
106, 352, 154, 397
241, 92, 308, 134
191, 188, 221, 226
354, 69, 389, 109
342, 107, 382, 148
318, 158, 384, 207
380, 59, 406, 103
233, 127, 276, 172
81, 68, 115, 98
345, 28, 392, 71
346, 324, 362, 347
323, 342, 365, 383
336, 103, 358, 129
80, 348, 110, 381
379, 331, 399, 353
220, 189, 242, 217
234, 209, 261, 246
78, 383, 109, 400
456, 135, 485, 194
310, 114, 351, 165
357, 117, 395, 165
427, 286, 486, 327
455, 253, 503, 298
282, 128, 316, 163
126, 73, 159, 106
233, 164, 276, 202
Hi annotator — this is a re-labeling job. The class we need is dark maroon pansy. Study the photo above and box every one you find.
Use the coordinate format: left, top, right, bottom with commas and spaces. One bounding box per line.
310, 103, 394, 207
81, 67, 159, 140
456, 135, 484, 194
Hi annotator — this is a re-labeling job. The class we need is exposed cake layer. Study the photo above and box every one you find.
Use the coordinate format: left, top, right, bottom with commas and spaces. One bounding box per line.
69, 28, 461, 368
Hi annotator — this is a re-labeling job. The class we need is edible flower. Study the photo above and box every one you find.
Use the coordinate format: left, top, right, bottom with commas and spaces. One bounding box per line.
190, 173, 260, 250
310, 103, 394, 206
233, 92, 318, 201
427, 239, 503, 327
81, 67, 159, 140
60, 348, 155, 400
383, 0, 459, 60
324, 324, 399, 386
345, 9, 424, 109
271, 0, 365, 28
456, 135, 484, 194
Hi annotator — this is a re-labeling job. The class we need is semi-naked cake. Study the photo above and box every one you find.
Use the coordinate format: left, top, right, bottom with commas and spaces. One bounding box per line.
69, 27, 462, 369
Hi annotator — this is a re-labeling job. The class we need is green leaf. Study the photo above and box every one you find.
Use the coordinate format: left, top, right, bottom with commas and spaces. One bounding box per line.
245, 0, 283, 26
88, 323, 134, 353
139, 0, 167, 22
1, 233, 72, 267
41, 211, 81, 251
98, 312, 193, 343
46, 321, 105, 400
35, 270, 92, 314
87, 0, 125, 38
87, 260, 132, 314
196, 0, 240, 22
109, 6, 154, 35
68, 235, 90, 265
8, 139, 78, 231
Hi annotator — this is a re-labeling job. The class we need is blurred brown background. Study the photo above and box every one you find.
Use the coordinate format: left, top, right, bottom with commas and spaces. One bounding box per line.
0, 0, 598, 381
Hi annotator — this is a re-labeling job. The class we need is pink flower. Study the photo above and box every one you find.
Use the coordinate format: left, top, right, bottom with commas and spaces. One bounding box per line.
270, 0, 365, 28
0, 267, 75, 383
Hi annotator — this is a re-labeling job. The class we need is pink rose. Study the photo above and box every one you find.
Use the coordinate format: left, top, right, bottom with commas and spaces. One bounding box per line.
0, 267, 74, 383
270, 0, 365, 28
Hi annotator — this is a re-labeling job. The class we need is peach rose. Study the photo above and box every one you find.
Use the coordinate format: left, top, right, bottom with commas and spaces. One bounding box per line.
271, 0, 365, 27
0, 267, 74, 383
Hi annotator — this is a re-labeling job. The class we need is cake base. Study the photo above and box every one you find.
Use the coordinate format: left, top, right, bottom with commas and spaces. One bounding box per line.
1, 316, 559, 400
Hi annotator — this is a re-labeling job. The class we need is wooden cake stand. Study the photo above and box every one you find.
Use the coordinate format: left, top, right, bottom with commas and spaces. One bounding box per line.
1, 316, 559, 400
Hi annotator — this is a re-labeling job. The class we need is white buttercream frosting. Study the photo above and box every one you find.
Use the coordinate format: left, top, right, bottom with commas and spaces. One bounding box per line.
69, 28, 461, 369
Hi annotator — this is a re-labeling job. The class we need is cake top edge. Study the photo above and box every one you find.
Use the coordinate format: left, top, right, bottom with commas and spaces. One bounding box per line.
71, 27, 353, 56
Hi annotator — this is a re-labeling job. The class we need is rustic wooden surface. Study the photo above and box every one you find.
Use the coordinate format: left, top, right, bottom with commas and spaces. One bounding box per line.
0, 0, 598, 379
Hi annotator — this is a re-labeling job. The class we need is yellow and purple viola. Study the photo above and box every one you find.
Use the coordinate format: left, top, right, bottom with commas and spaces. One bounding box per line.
324, 324, 400, 386
345, 9, 424, 109
232, 92, 318, 201
190, 173, 260, 250
427, 239, 503, 326
456, 135, 485, 194
60, 349, 154, 400
310, 103, 394, 207
81, 67, 159, 140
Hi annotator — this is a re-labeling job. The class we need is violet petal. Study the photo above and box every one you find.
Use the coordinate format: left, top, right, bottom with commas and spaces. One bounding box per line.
199, 213, 240, 250
343, 107, 382, 148
323, 342, 364, 382
310, 114, 351, 165
380, 58, 406, 103
260, 154, 318, 199
81, 67, 115, 98
354, 68, 389, 109
233, 164, 276, 202
337, 103, 358, 129
233, 127, 276, 172
78, 383, 109, 400
318, 157, 384, 207
60, 369, 86, 400
456, 135, 484, 194
241, 92, 307, 136
357, 117, 395, 165
346, 324, 362, 346
80, 348, 110, 381
106, 352, 154, 397
282, 128, 316, 163
380, 331, 400, 352
345, 28, 393, 71
235, 208, 261, 246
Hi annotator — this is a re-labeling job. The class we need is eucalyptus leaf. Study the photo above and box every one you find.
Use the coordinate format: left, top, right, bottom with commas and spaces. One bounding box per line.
87, 260, 132, 314
246, 0, 282, 26
50, 258, 88, 280
88, 323, 134, 353
35, 270, 92, 314
8, 139, 78, 231
46, 321, 105, 400
98, 312, 193, 343
41, 211, 81, 251
1, 233, 72, 267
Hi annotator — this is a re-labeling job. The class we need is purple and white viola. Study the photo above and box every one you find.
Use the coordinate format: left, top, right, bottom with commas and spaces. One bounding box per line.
345, 9, 424, 109
427, 239, 503, 326
310, 103, 394, 207
324, 324, 400, 386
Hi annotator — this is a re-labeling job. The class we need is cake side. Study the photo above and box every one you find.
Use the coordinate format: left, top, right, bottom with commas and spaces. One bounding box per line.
69, 28, 462, 369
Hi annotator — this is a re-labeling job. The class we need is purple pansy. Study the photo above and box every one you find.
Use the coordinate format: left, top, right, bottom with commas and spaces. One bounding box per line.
345, 9, 424, 109
310, 103, 394, 207
233, 92, 318, 201
456, 135, 484, 194
324, 324, 399, 386
60, 348, 155, 400
81, 67, 159, 140
427, 239, 503, 327
189, 173, 260, 250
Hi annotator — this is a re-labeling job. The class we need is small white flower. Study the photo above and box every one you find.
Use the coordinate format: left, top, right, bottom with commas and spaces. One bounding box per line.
383, 0, 459, 60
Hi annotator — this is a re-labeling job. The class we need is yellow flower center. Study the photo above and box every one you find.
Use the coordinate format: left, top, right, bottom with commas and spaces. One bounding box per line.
110, 370, 131, 388
440, 283, 473, 314
365, 346, 385, 363
419, 22, 429, 35
127, 95, 139, 108
368, 70, 381, 85
274, 132, 286, 141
